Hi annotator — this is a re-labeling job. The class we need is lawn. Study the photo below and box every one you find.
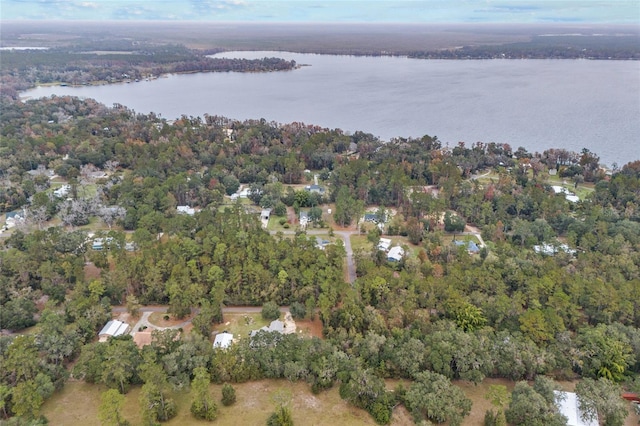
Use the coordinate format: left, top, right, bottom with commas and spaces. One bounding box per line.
42, 379, 381, 426
38, 377, 640, 426
214, 312, 272, 341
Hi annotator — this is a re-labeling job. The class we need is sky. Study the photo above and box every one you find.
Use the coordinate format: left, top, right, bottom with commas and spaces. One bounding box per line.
1, 0, 639, 23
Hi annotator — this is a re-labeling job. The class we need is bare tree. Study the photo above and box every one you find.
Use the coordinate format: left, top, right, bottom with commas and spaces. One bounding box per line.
97, 205, 126, 229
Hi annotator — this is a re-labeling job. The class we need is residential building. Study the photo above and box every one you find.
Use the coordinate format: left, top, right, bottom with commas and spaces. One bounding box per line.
98, 320, 129, 342
213, 332, 234, 349
554, 391, 597, 426
177, 205, 195, 215
378, 238, 392, 252
387, 246, 404, 262
305, 184, 325, 194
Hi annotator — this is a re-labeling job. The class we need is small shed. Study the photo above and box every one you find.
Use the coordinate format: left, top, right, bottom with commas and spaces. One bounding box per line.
261, 209, 272, 221
213, 332, 234, 349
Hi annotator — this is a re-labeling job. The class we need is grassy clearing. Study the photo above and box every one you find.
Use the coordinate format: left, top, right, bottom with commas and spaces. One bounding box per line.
148, 312, 194, 328
39, 377, 640, 426
42, 379, 379, 426
214, 312, 272, 341
350, 234, 373, 253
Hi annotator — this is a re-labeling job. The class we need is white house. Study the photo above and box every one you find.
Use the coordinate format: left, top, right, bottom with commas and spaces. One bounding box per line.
4, 211, 25, 230
554, 391, 598, 426
213, 332, 234, 349
299, 211, 309, 228
230, 187, 250, 201
387, 246, 405, 262
249, 319, 286, 338
305, 184, 325, 195
552, 185, 579, 203
53, 185, 71, 198
378, 238, 392, 252
177, 205, 195, 215
98, 320, 129, 342
534, 243, 576, 256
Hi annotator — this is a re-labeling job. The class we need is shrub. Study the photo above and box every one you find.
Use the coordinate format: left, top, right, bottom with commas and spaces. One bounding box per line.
221, 383, 236, 406
266, 405, 293, 426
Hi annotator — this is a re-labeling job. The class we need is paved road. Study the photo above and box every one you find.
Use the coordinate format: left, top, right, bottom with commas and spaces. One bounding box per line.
334, 230, 357, 283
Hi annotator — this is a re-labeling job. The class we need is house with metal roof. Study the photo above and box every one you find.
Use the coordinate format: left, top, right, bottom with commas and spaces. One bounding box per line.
387, 246, 405, 262
98, 320, 129, 342
213, 331, 234, 349
554, 391, 598, 426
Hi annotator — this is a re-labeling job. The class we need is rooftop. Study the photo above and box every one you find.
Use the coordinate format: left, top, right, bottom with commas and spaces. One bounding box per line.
213, 332, 234, 349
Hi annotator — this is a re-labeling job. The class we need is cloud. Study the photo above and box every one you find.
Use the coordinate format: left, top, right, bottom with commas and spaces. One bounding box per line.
1, 0, 637, 23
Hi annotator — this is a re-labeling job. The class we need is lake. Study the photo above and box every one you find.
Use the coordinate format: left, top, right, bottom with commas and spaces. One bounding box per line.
22, 52, 640, 167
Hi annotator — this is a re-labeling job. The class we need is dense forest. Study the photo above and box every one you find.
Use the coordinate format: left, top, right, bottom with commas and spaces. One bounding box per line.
0, 92, 639, 425
0, 42, 297, 99
0, 36, 640, 425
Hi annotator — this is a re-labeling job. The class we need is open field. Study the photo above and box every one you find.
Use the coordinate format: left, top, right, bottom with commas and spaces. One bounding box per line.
41, 379, 381, 426
42, 377, 640, 425
213, 312, 272, 341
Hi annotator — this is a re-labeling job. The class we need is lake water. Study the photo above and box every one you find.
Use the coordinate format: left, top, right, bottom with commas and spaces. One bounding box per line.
22, 52, 640, 167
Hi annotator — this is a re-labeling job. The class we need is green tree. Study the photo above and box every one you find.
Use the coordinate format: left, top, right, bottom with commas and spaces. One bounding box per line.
98, 388, 129, 426
139, 359, 177, 424
403, 371, 472, 426
576, 378, 628, 426
267, 390, 294, 426
505, 381, 566, 426
444, 211, 465, 233
334, 186, 363, 227
102, 337, 141, 394
261, 302, 281, 321
578, 324, 633, 382
190, 367, 217, 421
3, 335, 40, 385
11, 379, 43, 419
339, 367, 392, 424
289, 302, 306, 320
0, 384, 10, 419
222, 175, 240, 196
221, 383, 236, 406
192, 299, 222, 337
266, 405, 294, 426
273, 202, 287, 217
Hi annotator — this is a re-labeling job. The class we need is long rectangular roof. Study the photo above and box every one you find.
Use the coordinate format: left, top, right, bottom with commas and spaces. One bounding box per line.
99, 320, 129, 337
554, 391, 598, 426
